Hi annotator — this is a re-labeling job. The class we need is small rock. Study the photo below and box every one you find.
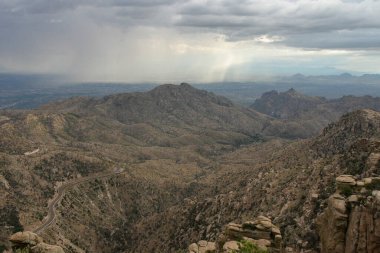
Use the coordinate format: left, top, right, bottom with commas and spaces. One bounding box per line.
259, 220, 273, 229
189, 243, 198, 253
372, 191, 380, 202
363, 178, 373, 185
256, 239, 271, 247
256, 216, 271, 222
336, 175, 356, 185
348, 195, 359, 203
198, 240, 208, 247
271, 226, 281, 235
285, 247, 295, 252
356, 181, 365, 187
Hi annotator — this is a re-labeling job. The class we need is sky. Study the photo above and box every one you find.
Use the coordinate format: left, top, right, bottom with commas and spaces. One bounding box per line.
0, 0, 380, 83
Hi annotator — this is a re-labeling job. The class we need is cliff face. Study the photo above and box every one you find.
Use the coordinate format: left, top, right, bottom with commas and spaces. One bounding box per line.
317, 175, 380, 253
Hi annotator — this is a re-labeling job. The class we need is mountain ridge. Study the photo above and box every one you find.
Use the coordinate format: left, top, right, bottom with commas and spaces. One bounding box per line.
1, 84, 380, 253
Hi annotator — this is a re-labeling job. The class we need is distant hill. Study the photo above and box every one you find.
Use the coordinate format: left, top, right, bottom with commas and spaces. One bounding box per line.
252, 89, 380, 138
2, 73, 380, 109
40, 83, 271, 146
251, 88, 326, 119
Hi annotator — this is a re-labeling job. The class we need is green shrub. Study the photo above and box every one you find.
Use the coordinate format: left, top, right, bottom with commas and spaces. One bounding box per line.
339, 184, 353, 197
232, 240, 268, 253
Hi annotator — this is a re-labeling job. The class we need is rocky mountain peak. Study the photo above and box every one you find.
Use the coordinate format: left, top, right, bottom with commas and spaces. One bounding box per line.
313, 109, 380, 155
285, 88, 298, 95
251, 88, 324, 119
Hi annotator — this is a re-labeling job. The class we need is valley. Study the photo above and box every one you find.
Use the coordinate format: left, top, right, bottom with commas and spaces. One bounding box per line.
1, 84, 380, 253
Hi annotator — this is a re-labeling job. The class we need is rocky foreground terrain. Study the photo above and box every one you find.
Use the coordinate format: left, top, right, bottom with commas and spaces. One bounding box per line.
1, 84, 380, 253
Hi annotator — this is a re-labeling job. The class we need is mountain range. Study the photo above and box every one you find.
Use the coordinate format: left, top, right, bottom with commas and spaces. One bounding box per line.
1, 84, 380, 253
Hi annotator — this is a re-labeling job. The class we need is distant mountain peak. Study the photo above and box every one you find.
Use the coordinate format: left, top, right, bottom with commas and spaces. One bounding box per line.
292, 73, 306, 79
285, 88, 298, 95
251, 89, 324, 119
149, 83, 198, 95
340, 72, 353, 78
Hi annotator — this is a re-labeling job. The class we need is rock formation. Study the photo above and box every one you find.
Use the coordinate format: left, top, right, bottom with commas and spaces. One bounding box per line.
9, 231, 64, 253
189, 216, 282, 253
317, 175, 380, 253
189, 240, 216, 253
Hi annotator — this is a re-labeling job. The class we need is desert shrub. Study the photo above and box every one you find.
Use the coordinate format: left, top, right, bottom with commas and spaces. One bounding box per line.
366, 180, 380, 191
232, 240, 268, 253
0, 206, 23, 232
0, 245, 6, 253
339, 184, 353, 197
13, 247, 31, 253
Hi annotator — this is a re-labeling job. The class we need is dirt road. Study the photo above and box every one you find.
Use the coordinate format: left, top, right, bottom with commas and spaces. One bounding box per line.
33, 168, 125, 234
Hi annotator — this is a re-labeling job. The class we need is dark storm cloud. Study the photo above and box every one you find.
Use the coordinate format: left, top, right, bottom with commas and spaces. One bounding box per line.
0, 0, 84, 14
0, 0, 179, 14
105, 0, 178, 7
175, 0, 380, 49
3, 0, 380, 50
0, 0, 380, 79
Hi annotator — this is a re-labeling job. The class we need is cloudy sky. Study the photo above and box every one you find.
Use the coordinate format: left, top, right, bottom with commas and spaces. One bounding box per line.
0, 0, 380, 82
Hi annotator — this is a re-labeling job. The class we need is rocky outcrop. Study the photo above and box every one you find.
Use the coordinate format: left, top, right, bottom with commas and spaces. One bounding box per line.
317, 175, 380, 253
189, 240, 216, 253
316, 193, 348, 253
9, 231, 64, 253
189, 216, 282, 253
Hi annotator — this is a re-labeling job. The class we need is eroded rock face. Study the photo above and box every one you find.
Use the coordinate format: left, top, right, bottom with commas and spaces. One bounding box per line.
317, 175, 380, 253
9, 231, 64, 253
316, 194, 348, 253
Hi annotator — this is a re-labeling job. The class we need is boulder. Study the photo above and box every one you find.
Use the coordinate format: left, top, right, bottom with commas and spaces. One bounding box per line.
223, 241, 239, 252
9, 231, 43, 246
336, 175, 356, 186
347, 195, 359, 203
217, 216, 282, 252
9, 231, 64, 253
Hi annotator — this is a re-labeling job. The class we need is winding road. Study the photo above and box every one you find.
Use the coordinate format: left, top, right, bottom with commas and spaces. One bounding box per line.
33, 168, 125, 234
